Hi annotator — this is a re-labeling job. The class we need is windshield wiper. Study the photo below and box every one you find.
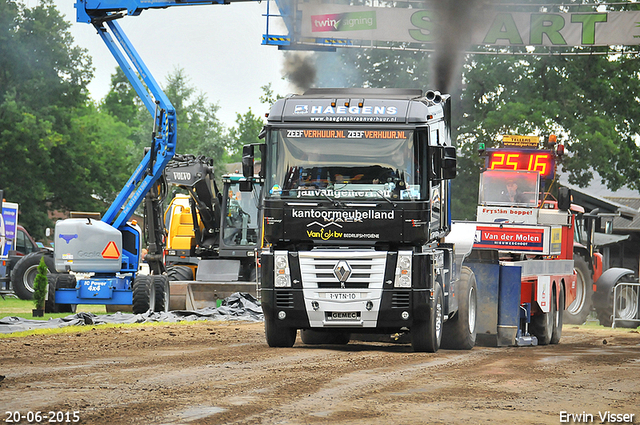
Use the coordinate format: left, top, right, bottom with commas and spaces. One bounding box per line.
377, 190, 397, 207
323, 192, 346, 208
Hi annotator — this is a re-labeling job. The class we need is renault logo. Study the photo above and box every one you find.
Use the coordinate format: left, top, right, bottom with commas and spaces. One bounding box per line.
333, 260, 352, 283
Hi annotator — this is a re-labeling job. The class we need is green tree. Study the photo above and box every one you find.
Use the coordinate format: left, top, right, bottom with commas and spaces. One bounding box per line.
101, 67, 141, 128
48, 105, 134, 214
0, 0, 92, 118
459, 52, 640, 193
163, 68, 226, 162
114, 67, 229, 171
225, 108, 264, 164
0, 0, 133, 238
0, 95, 56, 233
259, 83, 281, 107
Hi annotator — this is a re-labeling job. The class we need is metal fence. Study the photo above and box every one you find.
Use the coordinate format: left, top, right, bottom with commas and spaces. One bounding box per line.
612, 281, 640, 329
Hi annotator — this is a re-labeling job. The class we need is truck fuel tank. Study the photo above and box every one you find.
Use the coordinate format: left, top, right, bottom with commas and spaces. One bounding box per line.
54, 218, 122, 273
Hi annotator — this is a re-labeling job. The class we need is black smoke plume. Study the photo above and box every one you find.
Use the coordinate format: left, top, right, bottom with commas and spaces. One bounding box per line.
430, 0, 482, 94
283, 52, 317, 93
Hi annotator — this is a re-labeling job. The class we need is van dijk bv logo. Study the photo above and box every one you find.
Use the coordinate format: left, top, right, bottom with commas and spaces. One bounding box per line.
296, 208, 392, 240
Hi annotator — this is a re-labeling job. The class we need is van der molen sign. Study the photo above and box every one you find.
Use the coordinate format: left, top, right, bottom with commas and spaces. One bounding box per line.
300, 5, 640, 47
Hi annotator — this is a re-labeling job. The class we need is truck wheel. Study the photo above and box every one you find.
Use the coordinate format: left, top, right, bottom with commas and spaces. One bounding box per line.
132, 275, 156, 314
551, 284, 565, 344
441, 266, 477, 350
565, 254, 593, 325
300, 329, 350, 345
11, 252, 54, 300
153, 275, 170, 312
531, 287, 555, 345
167, 265, 194, 281
44, 274, 77, 314
265, 316, 296, 347
411, 283, 444, 353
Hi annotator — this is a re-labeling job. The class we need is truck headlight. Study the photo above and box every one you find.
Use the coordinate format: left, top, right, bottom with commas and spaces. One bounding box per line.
394, 251, 412, 288
274, 251, 292, 288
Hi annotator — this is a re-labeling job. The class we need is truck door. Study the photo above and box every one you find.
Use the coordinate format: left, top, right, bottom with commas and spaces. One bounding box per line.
15, 227, 37, 255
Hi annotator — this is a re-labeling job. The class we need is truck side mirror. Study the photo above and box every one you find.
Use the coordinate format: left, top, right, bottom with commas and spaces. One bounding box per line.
258, 143, 266, 179
557, 187, 571, 211
240, 145, 254, 192
242, 145, 254, 179
442, 146, 457, 180
431, 146, 457, 181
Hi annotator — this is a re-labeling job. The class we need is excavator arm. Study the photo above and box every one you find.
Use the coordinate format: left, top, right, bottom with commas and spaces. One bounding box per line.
164, 154, 223, 254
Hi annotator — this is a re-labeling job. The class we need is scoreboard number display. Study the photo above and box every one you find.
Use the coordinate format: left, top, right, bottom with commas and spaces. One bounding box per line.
485, 149, 556, 180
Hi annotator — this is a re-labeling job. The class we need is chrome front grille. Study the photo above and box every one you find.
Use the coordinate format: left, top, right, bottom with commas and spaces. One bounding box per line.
298, 251, 387, 289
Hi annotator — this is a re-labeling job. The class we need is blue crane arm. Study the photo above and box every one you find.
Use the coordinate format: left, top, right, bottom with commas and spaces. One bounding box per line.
91, 17, 176, 229
76, 0, 256, 22
75, 0, 259, 230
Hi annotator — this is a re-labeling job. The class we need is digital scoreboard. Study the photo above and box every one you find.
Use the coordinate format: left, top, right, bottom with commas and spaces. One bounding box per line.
485, 149, 556, 180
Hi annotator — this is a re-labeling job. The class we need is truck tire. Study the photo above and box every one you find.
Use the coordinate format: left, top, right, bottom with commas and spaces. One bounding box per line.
565, 254, 593, 325
531, 286, 555, 345
265, 316, 296, 347
551, 284, 565, 344
44, 274, 77, 314
11, 251, 54, 300
167, 265, 194, 281
132, 275, 155, 314
411, 283, 444, 353
300, 329, 350, 345
441, 266, 477, 350
153, 275, 170, 312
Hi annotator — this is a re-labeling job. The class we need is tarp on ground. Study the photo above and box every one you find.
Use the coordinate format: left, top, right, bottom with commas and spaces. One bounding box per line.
0, 292, 263, 334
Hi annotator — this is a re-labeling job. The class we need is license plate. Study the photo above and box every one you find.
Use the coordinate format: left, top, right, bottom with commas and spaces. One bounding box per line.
326, 292, 358, 300
326, 311, 361, 321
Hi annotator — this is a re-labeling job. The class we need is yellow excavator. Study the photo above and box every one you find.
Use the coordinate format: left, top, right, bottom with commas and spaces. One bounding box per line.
158, 154, 262, 310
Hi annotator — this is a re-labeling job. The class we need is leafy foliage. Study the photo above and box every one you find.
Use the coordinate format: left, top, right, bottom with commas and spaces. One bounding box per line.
0, 0, 135, 238
460, 53, 640, 194
225, 109, 264, 164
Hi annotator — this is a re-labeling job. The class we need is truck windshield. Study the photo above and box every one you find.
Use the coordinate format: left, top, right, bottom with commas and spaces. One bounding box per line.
478, 170, 540, 207
265, 128, 422, 201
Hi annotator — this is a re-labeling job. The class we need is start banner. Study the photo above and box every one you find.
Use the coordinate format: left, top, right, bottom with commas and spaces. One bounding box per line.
300, 4, 640, 48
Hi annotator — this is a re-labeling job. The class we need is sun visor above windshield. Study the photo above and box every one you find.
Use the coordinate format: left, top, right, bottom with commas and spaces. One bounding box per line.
268, 96, 446, 123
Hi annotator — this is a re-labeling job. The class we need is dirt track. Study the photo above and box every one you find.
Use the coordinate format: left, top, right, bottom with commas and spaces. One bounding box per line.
1, 323, 639, 425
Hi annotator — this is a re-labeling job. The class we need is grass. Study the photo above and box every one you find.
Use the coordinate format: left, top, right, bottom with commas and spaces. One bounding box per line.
0, 297, 107, 320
